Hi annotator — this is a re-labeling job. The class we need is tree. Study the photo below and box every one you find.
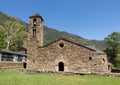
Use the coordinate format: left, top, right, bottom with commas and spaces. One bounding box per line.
0, 28, 6, 49
104, 32, 120, 68
0, 21, 26, 51
10, 31, 26, 51
114, 55, 120, 68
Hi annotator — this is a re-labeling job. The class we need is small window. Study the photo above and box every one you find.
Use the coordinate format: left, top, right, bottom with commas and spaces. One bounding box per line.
33, 18, 37, 26
33, 29, 36, 37
33, 18, 37, 22
102, 58, 106, 63
89, 57, 92, 60
33, 22, 36, 26
59, 43, 64, 48
33, 60, 35, 62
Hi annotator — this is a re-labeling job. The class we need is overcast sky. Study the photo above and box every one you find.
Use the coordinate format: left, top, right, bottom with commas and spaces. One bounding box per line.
0, 0, 120, 40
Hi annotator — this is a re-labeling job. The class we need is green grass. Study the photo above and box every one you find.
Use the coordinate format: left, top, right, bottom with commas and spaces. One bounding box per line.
0, 69, 120, 85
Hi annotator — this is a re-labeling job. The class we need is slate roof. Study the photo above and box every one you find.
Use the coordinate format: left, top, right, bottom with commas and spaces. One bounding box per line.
86, 45, 105, 54
0, 50, 27, 56
29, 13, 44, 21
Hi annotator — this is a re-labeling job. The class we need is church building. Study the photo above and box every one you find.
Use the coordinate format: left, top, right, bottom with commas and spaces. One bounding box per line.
27, 13, 110, 74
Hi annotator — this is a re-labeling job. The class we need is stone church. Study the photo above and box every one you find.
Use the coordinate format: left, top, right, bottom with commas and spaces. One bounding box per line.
27, 13, 110, 74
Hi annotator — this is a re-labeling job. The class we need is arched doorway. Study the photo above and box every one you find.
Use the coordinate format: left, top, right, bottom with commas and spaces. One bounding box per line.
59, 62, 64, 71
23, 62, 27, 69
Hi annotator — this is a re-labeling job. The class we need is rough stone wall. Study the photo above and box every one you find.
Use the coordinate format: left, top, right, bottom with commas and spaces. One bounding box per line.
27, 40, 39, 70
0, 62, 23, 69
95, 54, 109, 73
27, 39, 109, 74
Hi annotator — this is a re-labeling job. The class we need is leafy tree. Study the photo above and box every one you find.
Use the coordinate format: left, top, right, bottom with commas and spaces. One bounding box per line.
10, 31, 26, 51
0, 29, 6, 49
0, 21, 26, 51
104, 32, 120, 68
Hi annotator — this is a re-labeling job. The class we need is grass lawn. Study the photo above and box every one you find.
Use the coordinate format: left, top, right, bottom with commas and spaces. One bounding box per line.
0, 69, 120, 85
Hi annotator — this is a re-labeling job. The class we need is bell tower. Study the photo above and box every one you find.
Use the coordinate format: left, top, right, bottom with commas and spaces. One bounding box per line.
28, 13, 44, 47
27, 13, 44, 70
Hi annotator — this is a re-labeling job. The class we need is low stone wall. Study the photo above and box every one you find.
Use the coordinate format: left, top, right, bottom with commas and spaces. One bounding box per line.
0, 62, 23, 69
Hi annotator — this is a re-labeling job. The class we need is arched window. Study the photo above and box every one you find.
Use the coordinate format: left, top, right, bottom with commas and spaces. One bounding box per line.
33, 18, 37, 26
102, 58, 106, 63
33, 28, 36, 37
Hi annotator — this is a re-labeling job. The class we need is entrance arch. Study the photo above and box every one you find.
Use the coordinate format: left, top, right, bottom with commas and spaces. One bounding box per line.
23, 62, 27, 69
59, 62, 64, 71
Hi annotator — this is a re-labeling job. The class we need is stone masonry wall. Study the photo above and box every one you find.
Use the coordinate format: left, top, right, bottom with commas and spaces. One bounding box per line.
0, 62, 23, 69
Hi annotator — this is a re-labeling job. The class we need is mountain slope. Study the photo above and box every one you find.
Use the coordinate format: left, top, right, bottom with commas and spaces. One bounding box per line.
0, 11, 28, 25
0, 11, 105, 50
44, 26, 106, 49
44, 26, 90, 45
